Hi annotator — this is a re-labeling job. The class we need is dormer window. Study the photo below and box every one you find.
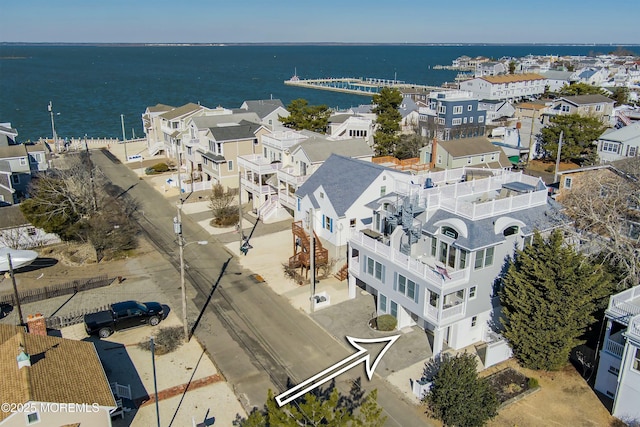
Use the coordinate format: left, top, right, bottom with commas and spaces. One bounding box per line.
441, 226, 458, 239
503, 225, 519, 237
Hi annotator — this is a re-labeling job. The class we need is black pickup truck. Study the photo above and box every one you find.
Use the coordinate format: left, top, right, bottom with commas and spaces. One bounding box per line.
84, 300, 165, 338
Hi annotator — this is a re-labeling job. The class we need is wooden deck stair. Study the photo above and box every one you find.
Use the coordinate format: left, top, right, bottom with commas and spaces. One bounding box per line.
289, 220, 328, 277
334, 263, 348, 281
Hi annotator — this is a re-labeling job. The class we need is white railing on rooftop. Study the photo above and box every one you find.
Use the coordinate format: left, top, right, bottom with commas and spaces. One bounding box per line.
392, 170, 546, 220
237, 154, 282, 174
608, 287, 640, 323
262, 131, 308, 150
350, 232, 468, 289
630, 316, 640, 339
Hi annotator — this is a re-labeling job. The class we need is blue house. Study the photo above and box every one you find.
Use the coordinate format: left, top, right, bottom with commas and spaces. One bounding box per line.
418, 91, 486, 141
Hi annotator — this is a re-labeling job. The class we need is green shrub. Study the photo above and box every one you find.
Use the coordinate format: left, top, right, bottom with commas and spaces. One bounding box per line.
137, 326, 184, 355
151, 162, 169, 173
527, 377, 539, 389
376, 314, 397, 331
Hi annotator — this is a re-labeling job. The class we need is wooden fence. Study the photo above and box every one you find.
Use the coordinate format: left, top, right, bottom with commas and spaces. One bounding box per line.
46, 304, 111, 329
0, 275, 115, 306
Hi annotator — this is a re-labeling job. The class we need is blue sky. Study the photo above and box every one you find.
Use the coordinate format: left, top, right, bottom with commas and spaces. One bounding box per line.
3, 0, 638, 44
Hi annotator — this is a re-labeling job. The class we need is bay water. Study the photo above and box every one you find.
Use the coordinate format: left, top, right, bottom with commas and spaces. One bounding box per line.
1, 44, 637, 142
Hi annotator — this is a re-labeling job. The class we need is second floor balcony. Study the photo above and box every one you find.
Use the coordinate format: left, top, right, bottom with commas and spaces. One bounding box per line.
238, 154, 282, 175
606, 286, 640, 326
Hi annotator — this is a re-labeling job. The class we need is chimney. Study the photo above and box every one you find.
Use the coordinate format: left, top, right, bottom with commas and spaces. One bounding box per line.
17, 343, 31, 369
27, 313, 47, 336
430, 137, 438, 169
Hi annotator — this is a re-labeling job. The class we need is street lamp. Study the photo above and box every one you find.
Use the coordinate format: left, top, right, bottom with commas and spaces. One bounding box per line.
173, 210, 207, 343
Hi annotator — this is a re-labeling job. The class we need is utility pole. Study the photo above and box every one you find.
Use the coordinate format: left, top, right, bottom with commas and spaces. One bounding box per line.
121, 114, 128, 162
238, 171, 243, 253
554, 131, 564, 184
85, 134, 98, 212
309, 208, 315, 314
48, 101, 58, 153
150, 337, 161, 427
173, 211, 188, 344
8, 254, 24, 326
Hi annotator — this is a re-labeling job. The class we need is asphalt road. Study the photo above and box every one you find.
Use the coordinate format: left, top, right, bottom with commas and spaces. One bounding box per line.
91, 149, 432, 426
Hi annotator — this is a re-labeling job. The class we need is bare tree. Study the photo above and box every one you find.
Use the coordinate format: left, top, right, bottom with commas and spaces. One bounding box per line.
559, 160, 640, 289
208, 184, 238, 227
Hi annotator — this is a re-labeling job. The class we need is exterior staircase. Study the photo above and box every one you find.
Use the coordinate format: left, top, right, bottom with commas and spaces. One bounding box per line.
289, 221, 328, 277
334, 263, 348, 281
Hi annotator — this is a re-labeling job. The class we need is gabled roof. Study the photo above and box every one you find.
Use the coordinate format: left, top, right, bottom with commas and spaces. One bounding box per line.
558, 94, 614, 106
191, 112, 260, 130
438, 137, 501, 158
207, 120, 263, 142
0, 144, 27, 159
160, 103, 203, 120
0, 205, 30, 229
146, 103, 175, 113
291, 137, 373, 163
296, 154, 395, 217
541, 70, 574, 80
480, 73, 545, 84
599, 123, 640, 143
240, 99, 286, 119
0, 324, 115, 421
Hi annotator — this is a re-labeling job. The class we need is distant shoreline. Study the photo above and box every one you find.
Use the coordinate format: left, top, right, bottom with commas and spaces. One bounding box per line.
2, 42, 639, 48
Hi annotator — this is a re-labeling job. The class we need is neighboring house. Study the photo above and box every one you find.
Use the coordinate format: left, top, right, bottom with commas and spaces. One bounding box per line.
240, 131, 373, 220
183, 111, 262, 186
571, 67, 609, 86
418, 91, 486, 141
475, 61, 508, 77
157, 103, 211, 160
540, 70, 574, 92
459, 73, 546, 102
594, 285, 640, 422
421, 137, 512, 170
346, 168, 565, 359
0, 143, 49, 204
477, 99, 515, 124
141, 103, 174, 156
327, 113, 374, 146
199, 120, 268, 190
0, 123, 18, 146
549, 94, 615, 125
0, 205, 61, 249
0, 321, 117, 426
596, 123, 640, 162
237, 99, 289, 130
398, 97, 420, 134
294, 154, 411, 255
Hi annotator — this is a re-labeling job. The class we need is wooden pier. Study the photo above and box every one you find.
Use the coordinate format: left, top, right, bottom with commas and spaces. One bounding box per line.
284, 76, 449, 96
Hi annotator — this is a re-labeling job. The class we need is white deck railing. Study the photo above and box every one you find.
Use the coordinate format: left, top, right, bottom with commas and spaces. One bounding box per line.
604, 338, 625, 359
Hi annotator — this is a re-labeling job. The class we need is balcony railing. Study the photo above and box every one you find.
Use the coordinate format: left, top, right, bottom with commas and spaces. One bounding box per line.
278, 167, 308, 186
607, 287, 640, 324
237, 154, 282, 174
262, 131, 307, 150
424, 301, 466, 323
604, 338, 625, 359
350, 232, 469, 290
241, 178, 273, 195
277, 191, 298, 210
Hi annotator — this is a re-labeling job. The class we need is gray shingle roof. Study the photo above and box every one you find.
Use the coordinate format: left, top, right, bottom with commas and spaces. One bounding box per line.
560, 94, 614, 106
160, 103, 203, 120
241, 99, 285, 119
422, 198, 566, 251
438, 137, 500, 158
191, 112, 261, 129
208, 120, 262, 141
292, 137, 373, 163
296, 154, 392, 217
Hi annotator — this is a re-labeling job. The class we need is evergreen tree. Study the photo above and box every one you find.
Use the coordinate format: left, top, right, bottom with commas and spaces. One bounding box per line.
372, 87, 402, 156
424, 353, 499, 427
234, 386, 385, 426
500, 230, 613, 371
537, 113, 606, 164
279, 98, 330, 133
558, 82, 607, 96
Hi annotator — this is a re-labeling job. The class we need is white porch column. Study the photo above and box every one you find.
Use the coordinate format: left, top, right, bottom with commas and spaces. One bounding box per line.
432, 327, 445, 356
348, 274, 357, 299
604, 319, 613, 343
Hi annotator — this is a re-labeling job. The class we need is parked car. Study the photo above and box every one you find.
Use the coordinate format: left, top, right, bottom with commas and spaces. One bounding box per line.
84, 300, 165, 338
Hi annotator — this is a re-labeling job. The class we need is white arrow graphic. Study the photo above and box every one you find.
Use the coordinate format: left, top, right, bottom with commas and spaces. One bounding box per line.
275, 335, 400, 407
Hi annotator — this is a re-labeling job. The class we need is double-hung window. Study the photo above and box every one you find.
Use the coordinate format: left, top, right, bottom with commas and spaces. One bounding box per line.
366, 257, 385, 283
395, 274, 419, 303
474, 247, 495, 270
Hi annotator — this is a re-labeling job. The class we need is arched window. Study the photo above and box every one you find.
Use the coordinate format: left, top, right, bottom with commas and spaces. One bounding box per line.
503, 225, 519, 237
441, 226, 458, 239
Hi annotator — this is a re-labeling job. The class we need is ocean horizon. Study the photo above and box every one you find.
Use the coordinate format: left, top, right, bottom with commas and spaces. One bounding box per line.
1, 44, 638, 142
